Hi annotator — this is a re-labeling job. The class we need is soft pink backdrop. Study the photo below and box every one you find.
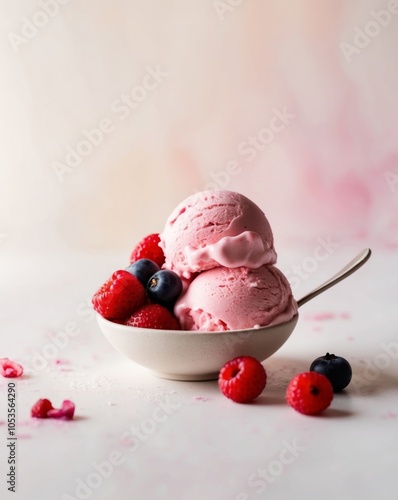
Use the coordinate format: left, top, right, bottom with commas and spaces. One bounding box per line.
1, 0, 397, 254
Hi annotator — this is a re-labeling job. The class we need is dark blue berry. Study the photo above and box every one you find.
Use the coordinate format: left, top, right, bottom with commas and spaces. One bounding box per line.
125, 259, 160, 287
147, 270, 182, 308
310, 353, 352, 392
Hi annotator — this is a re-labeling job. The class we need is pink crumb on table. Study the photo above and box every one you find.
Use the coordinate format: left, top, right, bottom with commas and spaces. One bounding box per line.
120, 434, 136, 447
54, 359, 74, 372
45, 329, 55, 339
193, 396, 211, 402
55, 359, 70, 365
19, 419, 42, 428
382, 412, 397, 419
304, 312, 351, 321
384, 241, 398, 250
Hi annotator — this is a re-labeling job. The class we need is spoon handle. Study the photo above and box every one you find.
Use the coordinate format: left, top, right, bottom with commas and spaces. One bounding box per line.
296, 248, 372, 309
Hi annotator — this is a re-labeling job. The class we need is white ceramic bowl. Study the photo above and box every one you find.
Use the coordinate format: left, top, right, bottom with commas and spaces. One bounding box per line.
96, 249, 372, 380
97, 313, 299, 381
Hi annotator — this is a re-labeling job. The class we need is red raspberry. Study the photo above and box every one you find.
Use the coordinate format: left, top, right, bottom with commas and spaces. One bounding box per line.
125, 303, 180, 330
218, 356, 267, 403
31, 399, 54, 418
130, 233, 165, 268
286, 371, 334, 415
92, 270, 146, 320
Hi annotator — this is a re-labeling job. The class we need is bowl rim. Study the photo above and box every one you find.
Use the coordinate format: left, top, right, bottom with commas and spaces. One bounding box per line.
96, 312, 299, 336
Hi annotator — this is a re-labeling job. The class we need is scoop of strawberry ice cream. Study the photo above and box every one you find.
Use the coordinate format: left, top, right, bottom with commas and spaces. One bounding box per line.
159, 190, 276, 279
174, 265, 297, 331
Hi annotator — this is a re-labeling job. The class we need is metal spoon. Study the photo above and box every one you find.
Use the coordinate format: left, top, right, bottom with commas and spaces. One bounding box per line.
297, 248, 372, 308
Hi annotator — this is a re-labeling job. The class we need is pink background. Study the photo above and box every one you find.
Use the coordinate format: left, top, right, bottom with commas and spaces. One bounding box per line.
1, 0, 398, 254
1, 5, 398, 500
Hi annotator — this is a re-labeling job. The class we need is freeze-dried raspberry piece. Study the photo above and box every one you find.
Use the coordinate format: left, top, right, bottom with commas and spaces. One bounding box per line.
31, 399, 54, 418
31, 399, 75, 420
47, 400, 75, 420
0, 358, 24, 378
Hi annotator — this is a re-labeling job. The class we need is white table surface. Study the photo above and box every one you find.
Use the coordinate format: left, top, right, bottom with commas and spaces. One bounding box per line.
1, 246, 397, 500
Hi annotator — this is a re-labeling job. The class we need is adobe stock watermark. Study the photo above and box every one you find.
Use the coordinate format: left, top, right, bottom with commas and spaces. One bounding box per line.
385, 169, 398, 194
285, 236, 340, 295
223, 328, 255, 355
340, 1, 398, 63
7, 0, 72, 53
51, 65, 168, 183
27, 298, 94, 374
236, 439, 306, 499
61, 395, 181, 500
193, 106, 295, 193
237, 107, 295, 163
213, 0, 244, 22
351, 335, 398, 394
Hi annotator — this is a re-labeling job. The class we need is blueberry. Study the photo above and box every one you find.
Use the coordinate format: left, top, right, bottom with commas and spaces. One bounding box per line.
125, 259, 160, 287
147, 270, 182, 308
310, 353, 352, 392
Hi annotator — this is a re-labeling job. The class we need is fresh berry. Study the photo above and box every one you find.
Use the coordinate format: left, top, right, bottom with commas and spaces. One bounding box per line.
286, 372, 333, 415
92, 270, 146, 320
310, 353, 352, 392
218, 356, 267, 403
125, 259, 160, 287
147, 270, 182, 308
0, 358, 24, 378
47, 400, 75, 420
31, 399, 54, 418
130, 233, 165, 268
125, 303, 180, 330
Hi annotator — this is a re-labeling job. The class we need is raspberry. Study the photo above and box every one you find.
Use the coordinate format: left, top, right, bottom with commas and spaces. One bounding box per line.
125, 303, 180, 330
286, 372, 334, 415
47, 400, 75, 420
130, 233, 165, 268
31, 399, 54, 418
0, 358, 24, 378
92, 270, 146, 320
218, 356, 267, 403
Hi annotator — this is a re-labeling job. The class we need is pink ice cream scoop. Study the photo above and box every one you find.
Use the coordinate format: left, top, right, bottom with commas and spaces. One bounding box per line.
159, 190, 277, 279
174, 265, 297, 332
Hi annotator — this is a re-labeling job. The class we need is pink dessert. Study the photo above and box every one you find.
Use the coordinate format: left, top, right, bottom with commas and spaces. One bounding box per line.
157, 189, 297, 331
159, 190, 277, 279
175, 265, 297, 331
